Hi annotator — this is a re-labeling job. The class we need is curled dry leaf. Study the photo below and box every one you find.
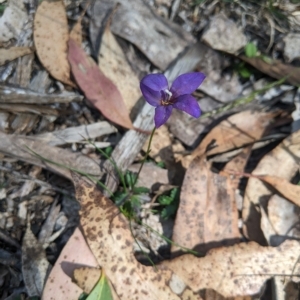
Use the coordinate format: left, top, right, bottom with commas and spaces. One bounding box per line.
34, 0, 74, 86
0, 47, 32, 66
192, 110, 285, 159
242, 130, 300, 242
163, 239, 300, 298
172, 156, 240, 254
43, 228, 98, 300
68, 39, 134, 129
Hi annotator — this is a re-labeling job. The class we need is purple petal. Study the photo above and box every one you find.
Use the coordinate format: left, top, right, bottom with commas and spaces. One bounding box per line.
173, 95, 201, 118
154, 105, 173, 128
140, 74, 168, 107
170, 72, 206, 98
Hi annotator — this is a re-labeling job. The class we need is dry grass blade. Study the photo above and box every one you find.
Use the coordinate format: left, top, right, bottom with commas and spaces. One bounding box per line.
34, 0, 74, 86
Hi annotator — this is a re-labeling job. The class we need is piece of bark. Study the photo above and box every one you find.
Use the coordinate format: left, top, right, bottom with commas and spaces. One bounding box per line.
0, 132, 103, 180
0, 84, 83, 104
89, 0, 194, 69
34, 122, 117, 146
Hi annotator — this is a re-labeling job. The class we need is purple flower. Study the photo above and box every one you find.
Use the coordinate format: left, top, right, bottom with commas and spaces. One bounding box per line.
140, 72, 206, 128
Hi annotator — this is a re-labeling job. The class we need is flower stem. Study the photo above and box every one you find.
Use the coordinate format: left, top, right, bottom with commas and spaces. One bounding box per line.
132, 127, 156, 188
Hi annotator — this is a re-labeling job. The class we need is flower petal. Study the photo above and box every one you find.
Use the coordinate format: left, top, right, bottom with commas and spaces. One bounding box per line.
173, 95, 201, 118
154, 105, 173, 128
170, 72, 206, 98
140, 74, 168, 107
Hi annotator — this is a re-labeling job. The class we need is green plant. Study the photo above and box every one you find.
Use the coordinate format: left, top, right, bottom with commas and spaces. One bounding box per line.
157, 187, 180, 219
245, 42, 257, 58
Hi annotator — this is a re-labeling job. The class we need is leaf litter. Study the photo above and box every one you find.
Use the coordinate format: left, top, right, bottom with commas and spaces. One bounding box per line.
2, 0, 300, 298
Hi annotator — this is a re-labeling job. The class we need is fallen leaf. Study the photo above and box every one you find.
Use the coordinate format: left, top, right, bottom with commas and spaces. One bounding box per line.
86, 271, 113, 300
69, 1, 90, 46
0, 0, 27, 44
42, 228, 98, 300
34, 0, 74, 86
241, 55, 300, 86
68, 39, 134, 129
163, 240, 300, 298
0, 47, 32, 65
73, 266, 101, 294
22, 220, 49, 297
72, 175, 180, 300
242, 130, 300, 242
223, 145, 253, 190
171, 156, 240, 255
257, 175, 300, 207
192, 110, 285, 159
99, 25, 141, 114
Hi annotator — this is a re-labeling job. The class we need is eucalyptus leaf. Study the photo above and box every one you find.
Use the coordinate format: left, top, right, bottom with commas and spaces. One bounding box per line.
86, 272, 113, 300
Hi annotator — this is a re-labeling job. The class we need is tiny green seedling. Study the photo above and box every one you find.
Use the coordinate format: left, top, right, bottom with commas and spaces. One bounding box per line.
157, 187, 180, 220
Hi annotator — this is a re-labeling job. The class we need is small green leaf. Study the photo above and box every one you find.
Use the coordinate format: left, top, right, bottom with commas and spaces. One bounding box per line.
156, 161, 166, 168
112, 191, 129, 206
169, 187, 179, 200
161, 204, 178, 220
86, 271, 113, 300
124, 170, 137, 189
158, 195, 173, 206
132, 186, 150, 194
239, 67, 252, 79
104, 146, 113, 157
245, 42, 257, 58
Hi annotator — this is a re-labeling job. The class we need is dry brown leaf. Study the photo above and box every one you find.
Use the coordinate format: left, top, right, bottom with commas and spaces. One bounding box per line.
241, 55, 300, 86
73, 176, 179, 300
163, 240, 300, 298
42, 228, 98, 300
22, 221, 49, 297
242, 130, 300, 242
34, 0, 74, 86
0, 47, 32, 65
98, 26, 141, 114
257, 175, 300, 207
73, 266, 101, 294
171, 156, 240, 254
68, 39, 134, 129
223, 145, 253, 190
192, 110, 282, 159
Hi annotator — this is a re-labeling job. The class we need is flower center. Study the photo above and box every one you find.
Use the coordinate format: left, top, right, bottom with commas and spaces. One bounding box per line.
161, 89, 173, 105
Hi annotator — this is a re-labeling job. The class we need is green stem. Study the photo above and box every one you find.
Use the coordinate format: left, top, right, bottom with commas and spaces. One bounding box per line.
132, 127, 156, 188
